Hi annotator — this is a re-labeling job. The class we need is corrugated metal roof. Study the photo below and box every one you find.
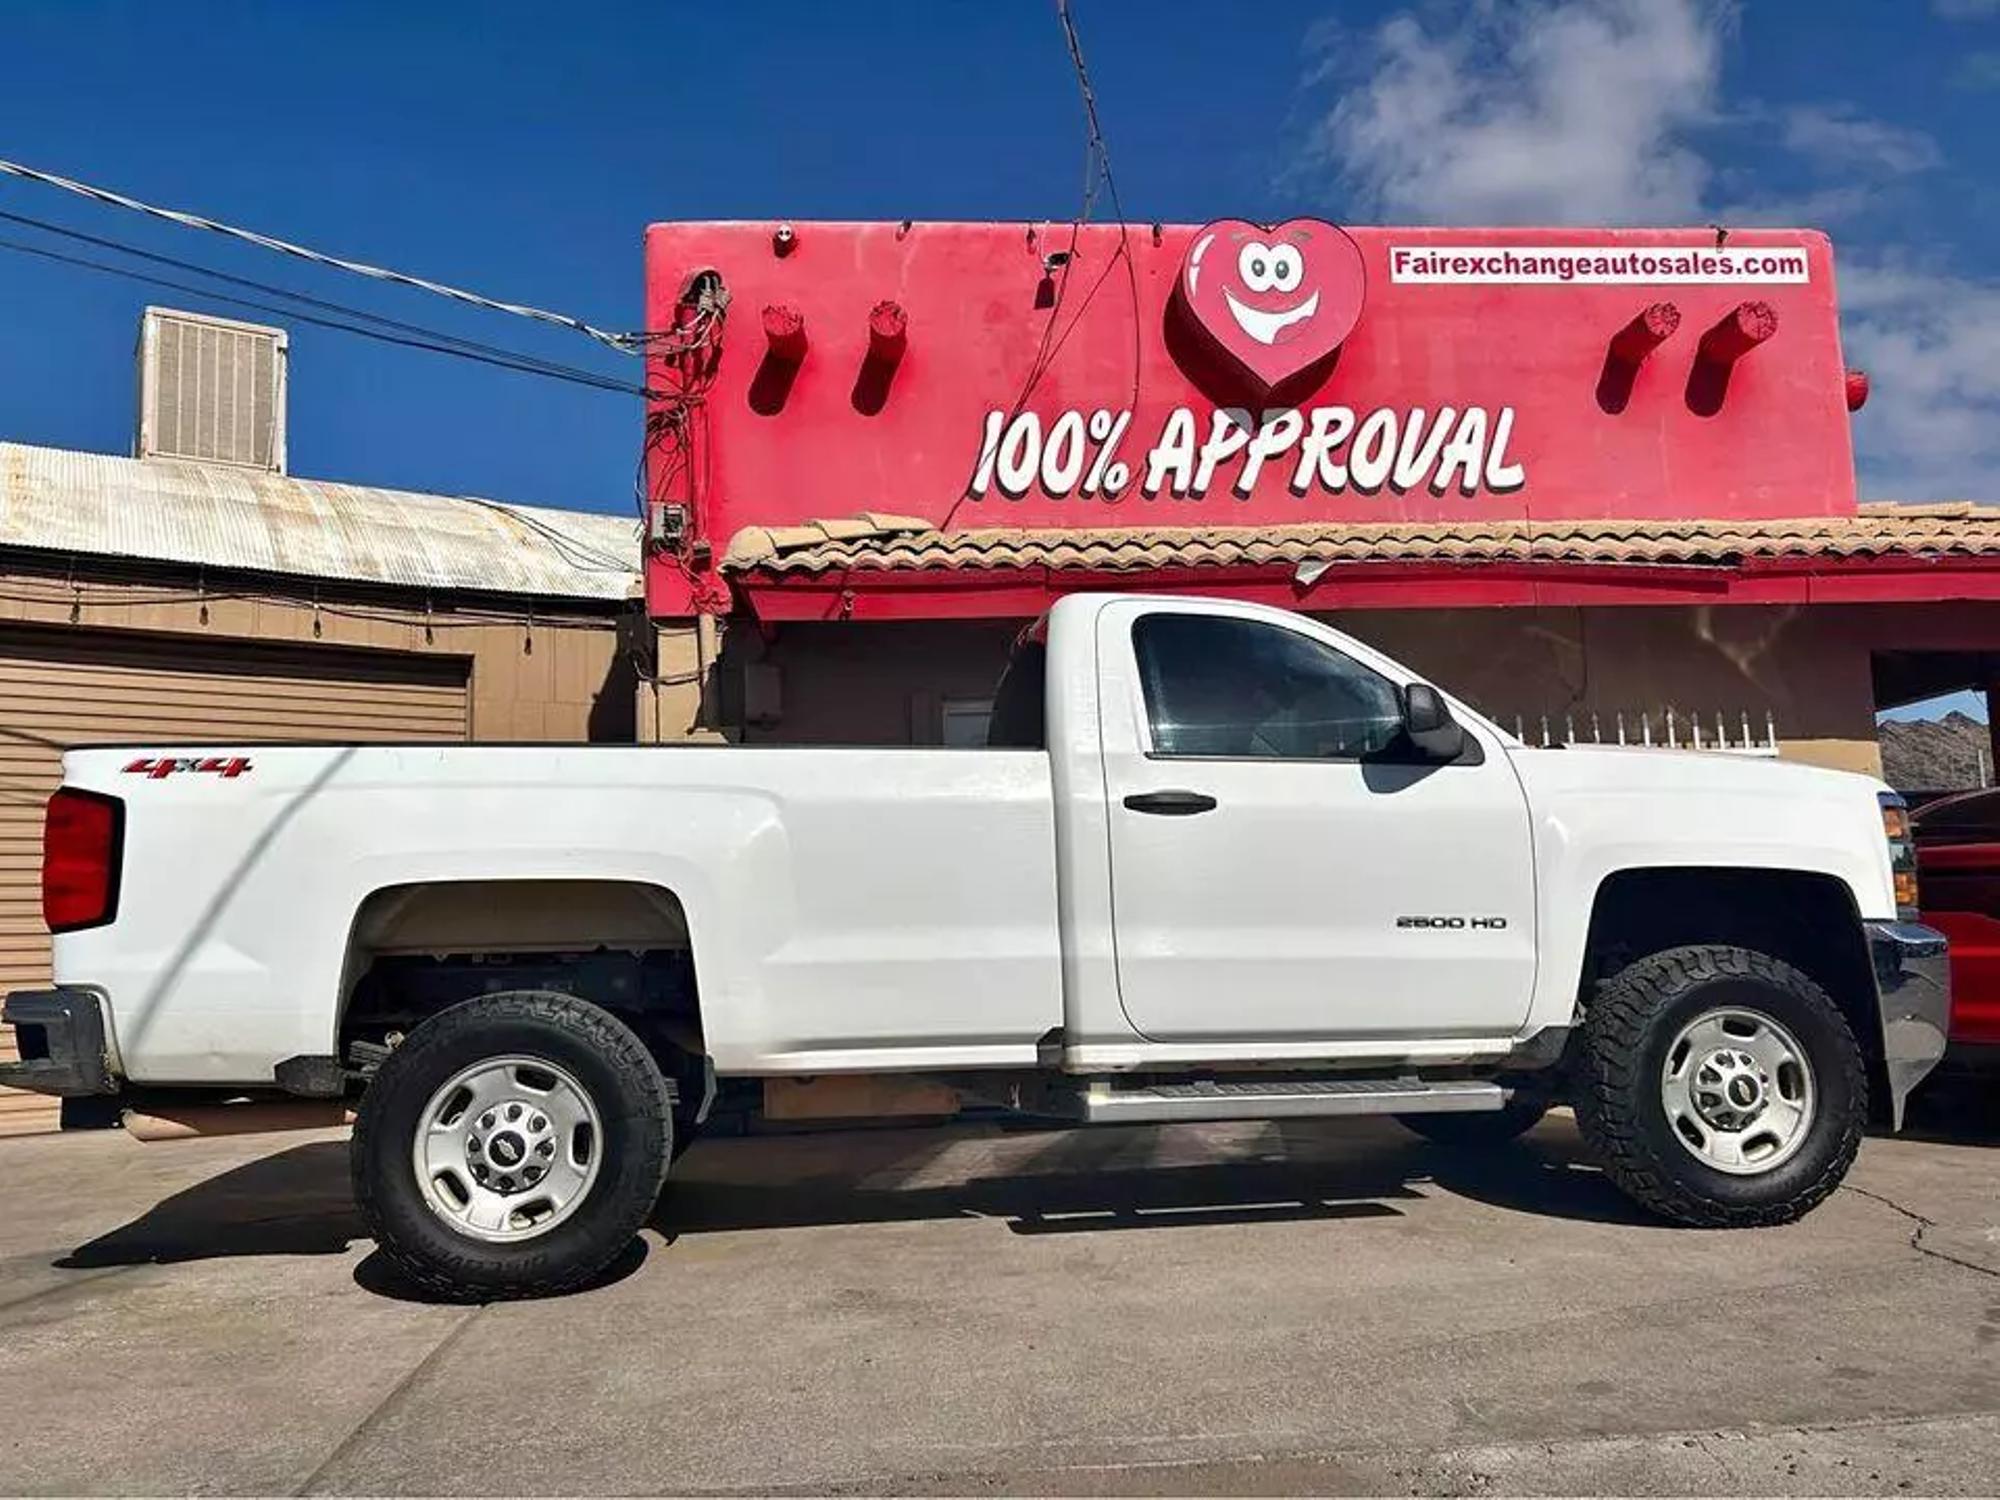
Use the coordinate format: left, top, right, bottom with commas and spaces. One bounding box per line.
0, 441, 639, 601
721, 505, 2000, 576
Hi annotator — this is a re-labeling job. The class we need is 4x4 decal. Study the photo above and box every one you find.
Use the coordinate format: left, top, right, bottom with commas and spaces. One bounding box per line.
122, 756, 253, 780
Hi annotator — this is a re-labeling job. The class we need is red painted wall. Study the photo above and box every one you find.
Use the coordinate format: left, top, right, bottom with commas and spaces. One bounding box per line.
644, 221, 1856, 616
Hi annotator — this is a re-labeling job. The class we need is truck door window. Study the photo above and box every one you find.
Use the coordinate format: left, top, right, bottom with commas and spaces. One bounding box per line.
1134, 613, 1405, 760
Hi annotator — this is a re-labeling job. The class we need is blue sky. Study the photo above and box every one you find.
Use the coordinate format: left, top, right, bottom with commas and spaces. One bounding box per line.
0, 0, 1995, 513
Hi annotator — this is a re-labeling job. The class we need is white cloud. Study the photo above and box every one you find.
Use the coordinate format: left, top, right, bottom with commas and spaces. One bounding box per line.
1839, 262, 2000, 499
1781, 106, 1941, 174
1302, 0, 1996, 499
1310, 0, 1726, 224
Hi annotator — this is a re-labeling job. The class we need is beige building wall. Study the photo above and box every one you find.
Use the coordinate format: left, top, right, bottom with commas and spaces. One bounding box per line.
0, 561, 635, 742
636, 620, 728, 744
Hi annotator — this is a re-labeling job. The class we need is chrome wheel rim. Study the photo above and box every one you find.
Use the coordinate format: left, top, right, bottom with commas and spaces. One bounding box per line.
413, 1055, 603, 1243
1660, 1008, 1816, 1176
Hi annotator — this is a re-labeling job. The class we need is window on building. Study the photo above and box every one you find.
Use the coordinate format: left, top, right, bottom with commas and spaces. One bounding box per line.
1133, 613, 1405, 760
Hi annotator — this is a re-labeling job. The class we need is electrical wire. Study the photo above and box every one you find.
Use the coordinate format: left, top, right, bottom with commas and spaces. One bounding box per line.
0, 155, 644, 353
450, 493, 640, 576
0, 161, 696, 634
940, 0, 1139, 529
0, 233, 653, 398
1058, 0, 1127, 236
0, 200, 728, 569
1056, 0, 1142, 414
638, 270, 727, 580
0, 206, 647, 391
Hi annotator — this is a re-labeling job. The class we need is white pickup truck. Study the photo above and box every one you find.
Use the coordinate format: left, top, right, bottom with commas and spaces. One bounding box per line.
5, 593, 1949, 1297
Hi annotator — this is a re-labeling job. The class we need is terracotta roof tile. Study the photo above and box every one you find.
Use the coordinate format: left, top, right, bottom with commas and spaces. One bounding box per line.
721, 506, 2000, 578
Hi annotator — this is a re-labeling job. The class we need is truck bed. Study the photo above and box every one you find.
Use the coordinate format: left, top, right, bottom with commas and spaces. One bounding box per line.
55, 743, 1064, 1084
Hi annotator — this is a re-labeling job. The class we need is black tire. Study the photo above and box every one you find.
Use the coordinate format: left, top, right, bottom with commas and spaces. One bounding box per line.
1575, 944, 1865, 1228
1397, 1097, 1549, 1148
352, 990, 672, 1300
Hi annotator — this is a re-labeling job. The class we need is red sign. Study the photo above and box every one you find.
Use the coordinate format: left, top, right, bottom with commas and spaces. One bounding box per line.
642, 221, 1855, 616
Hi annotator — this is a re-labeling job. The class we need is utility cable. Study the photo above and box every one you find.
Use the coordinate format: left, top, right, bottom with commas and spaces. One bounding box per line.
1056, 0, 1141, 414
0, 206, 644, 390
940, 0, 1138, 528
0, 155, 643, 353
0, 235, 651, 397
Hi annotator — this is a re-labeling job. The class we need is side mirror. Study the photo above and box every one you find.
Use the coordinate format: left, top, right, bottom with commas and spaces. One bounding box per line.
1402, 683, 1466, 761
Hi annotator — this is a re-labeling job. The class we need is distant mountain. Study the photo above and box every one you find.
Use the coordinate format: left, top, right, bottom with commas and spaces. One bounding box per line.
1879, 711, 1991, 794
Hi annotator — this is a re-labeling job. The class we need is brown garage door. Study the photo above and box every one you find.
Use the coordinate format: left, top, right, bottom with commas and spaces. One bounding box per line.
0, 626, 469, 1134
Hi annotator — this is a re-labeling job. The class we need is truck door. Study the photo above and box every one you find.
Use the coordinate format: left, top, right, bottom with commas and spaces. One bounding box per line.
1099, 600, 1537, 1043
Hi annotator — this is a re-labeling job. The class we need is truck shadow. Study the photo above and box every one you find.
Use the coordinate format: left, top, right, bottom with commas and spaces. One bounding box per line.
52, 1115, 1655, 1303
642, 1115, 1650, 1247
56, 1141, 360, 1268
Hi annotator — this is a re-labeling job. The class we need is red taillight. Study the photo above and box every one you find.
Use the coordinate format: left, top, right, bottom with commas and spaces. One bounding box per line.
42, 789, 123, 933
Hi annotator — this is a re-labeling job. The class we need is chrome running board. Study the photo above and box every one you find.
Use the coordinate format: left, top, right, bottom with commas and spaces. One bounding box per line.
1067, 1075, 1508, 1125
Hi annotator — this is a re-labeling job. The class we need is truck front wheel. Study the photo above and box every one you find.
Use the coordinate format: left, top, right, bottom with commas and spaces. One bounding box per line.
351, 991, 672, 1299
1575, 945, 1865, 1228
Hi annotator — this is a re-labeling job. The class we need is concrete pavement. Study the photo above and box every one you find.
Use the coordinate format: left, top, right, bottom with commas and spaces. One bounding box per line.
0, 1094, 1994, 1495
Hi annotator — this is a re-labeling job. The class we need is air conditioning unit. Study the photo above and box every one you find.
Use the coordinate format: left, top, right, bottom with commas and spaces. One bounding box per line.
135, 307, 288, 472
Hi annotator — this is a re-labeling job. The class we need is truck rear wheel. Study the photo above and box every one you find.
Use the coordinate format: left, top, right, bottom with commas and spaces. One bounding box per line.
1575, 945, 1864, 1228
351, 991, 672, 1300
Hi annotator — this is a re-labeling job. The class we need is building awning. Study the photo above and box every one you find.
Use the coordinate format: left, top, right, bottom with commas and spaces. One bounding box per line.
719, 505, 2000, 620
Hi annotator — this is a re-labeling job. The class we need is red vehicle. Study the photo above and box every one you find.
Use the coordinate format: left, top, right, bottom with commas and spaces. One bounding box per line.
1911, 788, 2000, 1054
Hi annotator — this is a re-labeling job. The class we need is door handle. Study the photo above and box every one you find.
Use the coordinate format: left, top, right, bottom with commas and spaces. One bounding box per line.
1122, 789, 1219, 816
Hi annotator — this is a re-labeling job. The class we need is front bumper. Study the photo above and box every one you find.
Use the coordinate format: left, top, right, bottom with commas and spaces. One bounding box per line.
0, 988, 116, 1097
1865, 920, 1951, 1129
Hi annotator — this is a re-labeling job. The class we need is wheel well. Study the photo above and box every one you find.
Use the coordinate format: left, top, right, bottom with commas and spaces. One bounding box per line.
1581, 867, 1887, 1119
338, 879, 705, 1076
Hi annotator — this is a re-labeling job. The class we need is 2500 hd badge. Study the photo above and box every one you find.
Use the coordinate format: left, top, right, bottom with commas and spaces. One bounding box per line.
1397, 915, 1509, 929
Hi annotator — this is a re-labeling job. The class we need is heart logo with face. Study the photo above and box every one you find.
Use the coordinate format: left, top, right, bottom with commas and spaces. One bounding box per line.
1173, 218, 1367, 397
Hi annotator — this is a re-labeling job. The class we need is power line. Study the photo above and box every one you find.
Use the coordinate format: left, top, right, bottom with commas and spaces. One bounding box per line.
451, 493, 638, 575
1055, 0, 1141, 410
988, 1, 1139, 421
1057, 0, 1128, 229
941, 0, 1138, 529
0, 154, 644, 354
0, 233, 652, 397
0, 206, 642, 389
